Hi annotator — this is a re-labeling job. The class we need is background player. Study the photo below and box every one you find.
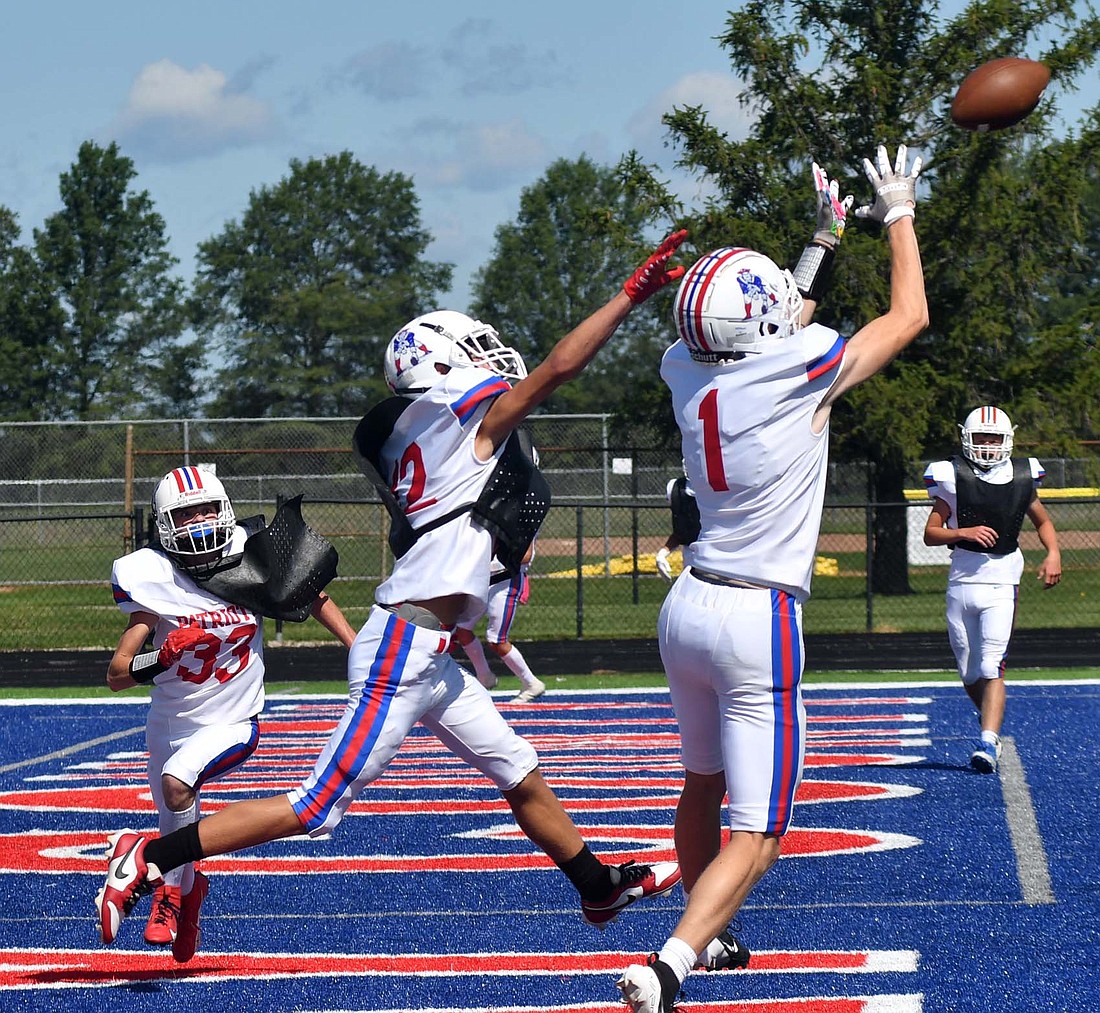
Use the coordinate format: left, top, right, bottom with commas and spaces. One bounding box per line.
655, 469, 699, 582
97, 232, 690, 947
617, 146, 928, 1012
922, 405, 1062, 772
454, 539, 545, 702
107, 466, 356, 960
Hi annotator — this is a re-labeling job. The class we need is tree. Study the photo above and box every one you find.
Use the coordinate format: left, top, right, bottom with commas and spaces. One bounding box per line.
33, 141, 189, 419
0, 207, 61, 420
195, 153, 452, 418
623, 0, 1100, 593
470, 156, 676, 421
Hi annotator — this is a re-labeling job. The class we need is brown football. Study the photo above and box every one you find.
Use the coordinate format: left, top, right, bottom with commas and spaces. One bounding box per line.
950, 57, 1051, 131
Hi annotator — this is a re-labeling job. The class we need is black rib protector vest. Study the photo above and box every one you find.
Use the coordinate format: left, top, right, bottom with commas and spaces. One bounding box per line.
952, 456, 1033, 556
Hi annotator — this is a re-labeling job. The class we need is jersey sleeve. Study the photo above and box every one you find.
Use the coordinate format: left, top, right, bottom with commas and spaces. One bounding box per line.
1030, 457, 1046, 486
446, 372, 512, 425
110, 553, 156, 616
923, 460, 955, 500
801, 324, 846, 398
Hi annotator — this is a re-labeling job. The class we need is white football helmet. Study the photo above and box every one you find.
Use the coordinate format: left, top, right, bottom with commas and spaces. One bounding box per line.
152, 466, 236, 562
383, 310, 528, 395
674, 247, 804, 360
960, 406, 1015, 468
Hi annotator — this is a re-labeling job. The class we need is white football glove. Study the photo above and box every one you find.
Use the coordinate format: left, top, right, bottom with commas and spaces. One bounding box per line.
656, 546, 674, 582
854, 144, 922, 227
811, 162, 854, 249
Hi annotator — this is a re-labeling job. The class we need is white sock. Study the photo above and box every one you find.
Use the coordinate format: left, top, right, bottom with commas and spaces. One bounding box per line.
981, 730, 1000, 745
461, 637, 493, 681
500, 645, 537, 687
656, 936, 697, 984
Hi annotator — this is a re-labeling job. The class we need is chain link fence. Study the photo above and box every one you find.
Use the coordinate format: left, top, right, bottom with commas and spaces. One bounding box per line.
1, 417, 1097, 652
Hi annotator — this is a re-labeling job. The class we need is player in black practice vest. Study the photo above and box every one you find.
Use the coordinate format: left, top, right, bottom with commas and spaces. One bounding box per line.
922, 406, 1062, 773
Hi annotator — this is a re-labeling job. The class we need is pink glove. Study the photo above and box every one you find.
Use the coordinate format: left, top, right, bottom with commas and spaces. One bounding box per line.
157, 625, 207, 667
623, 229, 689, 304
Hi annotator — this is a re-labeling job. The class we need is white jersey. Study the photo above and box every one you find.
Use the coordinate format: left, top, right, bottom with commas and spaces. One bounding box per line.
111, 526, 265, 729
661, 324, 846, 600
923, 457, 1045, 585
374, 367, 512, 622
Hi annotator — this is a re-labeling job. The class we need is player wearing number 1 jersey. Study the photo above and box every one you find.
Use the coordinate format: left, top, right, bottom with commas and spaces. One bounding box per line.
106, 466, 356, 960
618, 147, 929, 1013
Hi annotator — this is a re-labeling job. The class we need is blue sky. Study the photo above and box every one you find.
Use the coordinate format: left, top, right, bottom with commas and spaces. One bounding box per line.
0, 2, 1092, 310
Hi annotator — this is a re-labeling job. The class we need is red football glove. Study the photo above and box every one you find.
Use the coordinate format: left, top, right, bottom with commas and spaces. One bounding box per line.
622, 229, 689, 304
157, 625, 207, 667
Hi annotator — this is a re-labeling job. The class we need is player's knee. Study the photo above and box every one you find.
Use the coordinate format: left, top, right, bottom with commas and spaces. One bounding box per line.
488, 640, 509, 657
162, 773, 196, 812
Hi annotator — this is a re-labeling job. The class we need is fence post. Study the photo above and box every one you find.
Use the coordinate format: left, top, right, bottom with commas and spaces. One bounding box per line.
575, 505, 584, 639
274, 493, 285, 643
123, 424, 134, 554
866, 459, 875, 633
630, 448, 640, 604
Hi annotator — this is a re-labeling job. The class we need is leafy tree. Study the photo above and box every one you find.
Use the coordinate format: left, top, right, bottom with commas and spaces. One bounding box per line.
0, 208, 61, 420
470, 156, 676, 421
33, 141, 189, 419
623, 0, 1100, 593
195, 152, 451, 418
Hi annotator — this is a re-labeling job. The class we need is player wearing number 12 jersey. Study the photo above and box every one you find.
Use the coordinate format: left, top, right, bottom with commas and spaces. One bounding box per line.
96, 231, 690, 953
107, 465, 356, 960
618, 147, 929, 1013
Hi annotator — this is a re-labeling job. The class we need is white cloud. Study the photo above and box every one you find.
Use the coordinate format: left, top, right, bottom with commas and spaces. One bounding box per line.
405, 116, 549, 191
627, 71, 754, 159
111, 59, 275, 163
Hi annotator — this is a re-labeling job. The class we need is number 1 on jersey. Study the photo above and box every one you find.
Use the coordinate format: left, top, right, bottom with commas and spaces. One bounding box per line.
698, 388, 729, 492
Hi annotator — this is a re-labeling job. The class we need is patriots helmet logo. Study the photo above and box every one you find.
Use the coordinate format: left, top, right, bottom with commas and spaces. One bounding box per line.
736, 267, 778, 319
391, 330, 431, 377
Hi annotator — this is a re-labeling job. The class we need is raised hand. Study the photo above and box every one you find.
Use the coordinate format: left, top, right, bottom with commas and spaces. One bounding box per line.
854, 144, 922, 227
157, 625, 207, 667
811, 162, 854, 248
623, 229, 689, 304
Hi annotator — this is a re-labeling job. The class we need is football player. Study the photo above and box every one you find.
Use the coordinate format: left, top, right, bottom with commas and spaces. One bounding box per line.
923, 406, 1062, 772
617, 146, 929, 1013
96, 232, 690, 947
454, 538, 546, 702
106, 467, 357, 960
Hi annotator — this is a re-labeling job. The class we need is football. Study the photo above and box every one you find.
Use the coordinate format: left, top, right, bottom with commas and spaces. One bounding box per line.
950, 57, 1050, 131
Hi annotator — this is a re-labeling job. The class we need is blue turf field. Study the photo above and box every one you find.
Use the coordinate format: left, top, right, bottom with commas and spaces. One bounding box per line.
0, 681, 1098, 1012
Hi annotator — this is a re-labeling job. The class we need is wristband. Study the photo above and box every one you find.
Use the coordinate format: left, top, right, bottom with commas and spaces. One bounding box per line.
791, 241, 836, 302
129, 649, 167, 684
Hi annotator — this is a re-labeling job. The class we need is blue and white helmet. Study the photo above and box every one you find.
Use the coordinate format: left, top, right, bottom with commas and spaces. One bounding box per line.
383, 310, 527, 396
674, 248, 803, 360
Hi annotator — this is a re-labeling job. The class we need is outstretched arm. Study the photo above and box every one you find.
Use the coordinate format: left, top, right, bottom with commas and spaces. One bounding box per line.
476, 230, 688, 457
823, 144, 929, 408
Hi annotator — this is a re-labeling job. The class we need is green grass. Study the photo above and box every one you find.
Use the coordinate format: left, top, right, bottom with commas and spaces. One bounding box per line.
3, 666, 1096, 700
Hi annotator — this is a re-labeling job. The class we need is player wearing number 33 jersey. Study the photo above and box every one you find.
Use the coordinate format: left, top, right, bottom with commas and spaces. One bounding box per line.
106, 466, 356, 959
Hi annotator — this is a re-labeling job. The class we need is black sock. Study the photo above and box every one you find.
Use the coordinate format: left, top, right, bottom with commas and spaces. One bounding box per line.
143, 822, 204, 876
555, 844, 613, 902
651, 960, 681, 1008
